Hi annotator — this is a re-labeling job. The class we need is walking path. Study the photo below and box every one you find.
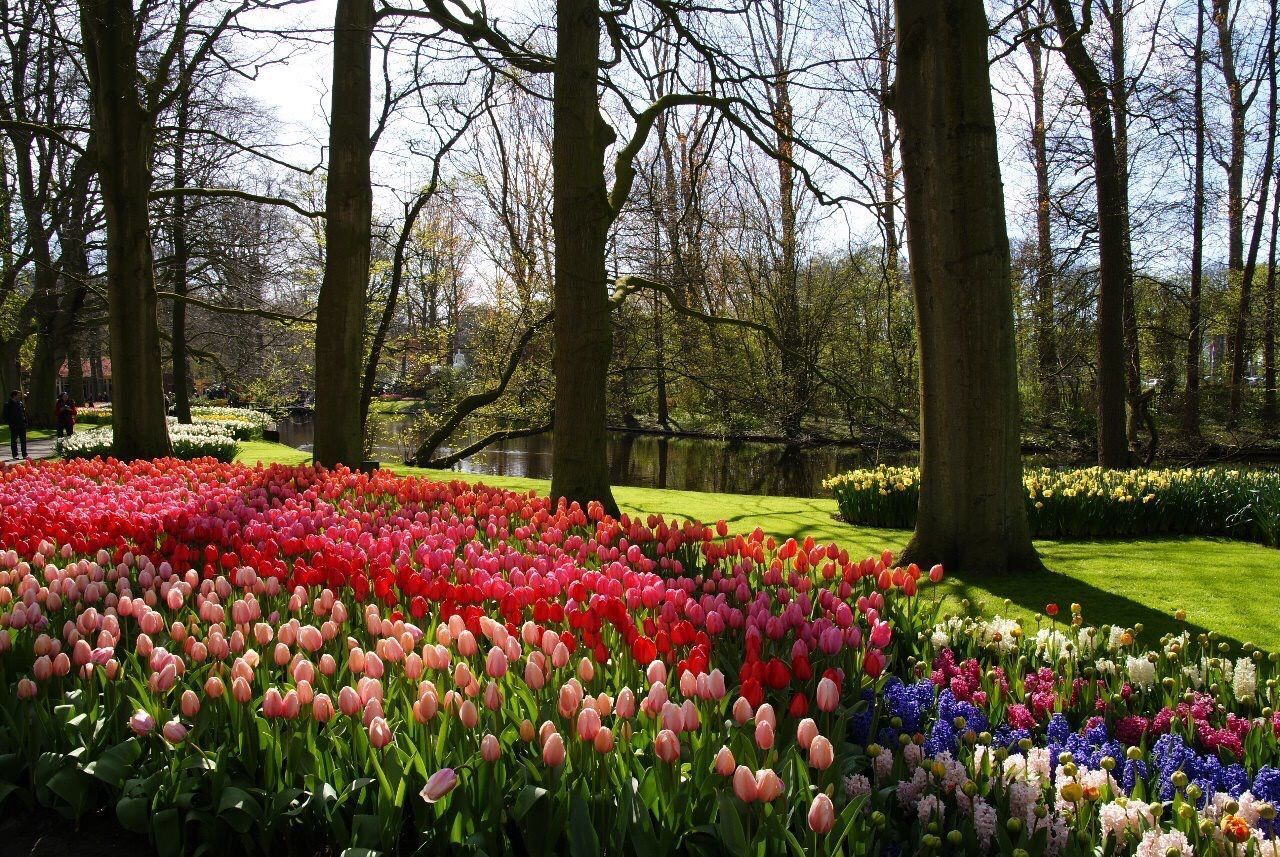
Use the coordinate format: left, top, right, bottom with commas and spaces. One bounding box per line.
4, 436, 56, 464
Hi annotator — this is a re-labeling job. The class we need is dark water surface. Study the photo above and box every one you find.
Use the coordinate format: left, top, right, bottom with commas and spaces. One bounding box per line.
274, 415, 908, 499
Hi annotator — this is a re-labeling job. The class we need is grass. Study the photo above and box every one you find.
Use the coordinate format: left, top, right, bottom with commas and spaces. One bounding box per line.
0, 425, 52, 445
368, 399, 426, 415
229, 439, 1280, 650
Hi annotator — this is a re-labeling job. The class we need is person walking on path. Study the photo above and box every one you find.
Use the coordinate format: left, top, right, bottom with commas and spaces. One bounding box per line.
4, 390, 28, 459
55, 392, 77, 438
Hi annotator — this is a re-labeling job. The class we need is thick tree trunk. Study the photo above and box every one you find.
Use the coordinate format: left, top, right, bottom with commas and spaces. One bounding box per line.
313, 0, 373, 468
1186, 0, 1207, 437
1109, 5, 1144, 450
550, 0, 619, 515
171, 82, 192, 424
78, 0, 171, 459
1050, 0, 1131, 468
894, 0, 1042, 574
66, 338, 84, 405
88, 335, 103, 402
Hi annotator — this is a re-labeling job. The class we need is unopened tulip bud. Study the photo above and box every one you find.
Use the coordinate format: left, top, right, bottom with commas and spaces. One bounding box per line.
481, 733, 501, 763
420, 768, 458, 803
542, 732, 566, 767
809, 735, 834, 770
655, 729, 681, 763
714, 746, 736, 777
808, 794, 835, 834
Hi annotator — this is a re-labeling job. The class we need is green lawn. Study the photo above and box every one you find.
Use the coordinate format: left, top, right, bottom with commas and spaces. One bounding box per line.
367, 399, 426, 415
0, 424, 52, 444
235, 440, 1280, 649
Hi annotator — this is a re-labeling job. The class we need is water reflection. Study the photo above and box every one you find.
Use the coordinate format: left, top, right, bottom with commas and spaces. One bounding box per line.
274, 414, 909, 499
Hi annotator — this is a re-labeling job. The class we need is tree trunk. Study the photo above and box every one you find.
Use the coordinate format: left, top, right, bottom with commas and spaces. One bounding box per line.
1108, 3, 1144, 449
171, 79, 192, 424
313, 0, 373, 468
1265, 175, 1279, 426
78, 0, 171, 459
1023, 18, 1060, 414
1186, 0, 1207, 437
550, 0, 619, 515
1230, 0, 1278, 423
769, 0, 807, 442
894, 0, 1042, 574
66, 338, 84, 405
1217, 0, 1249, 421
88, 335, 103, 403
1049, 0, 1131, 468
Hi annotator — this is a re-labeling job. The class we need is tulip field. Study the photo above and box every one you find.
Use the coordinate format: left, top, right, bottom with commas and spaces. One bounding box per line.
2, 459, 1280, 855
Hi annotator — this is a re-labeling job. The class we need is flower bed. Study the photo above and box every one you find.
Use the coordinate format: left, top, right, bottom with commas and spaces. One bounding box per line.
825, 465, 1280, 545
0, 460, 1277, 855
75, 406, 113, 425
190, 406, 271, 440
56, 421, 239, 462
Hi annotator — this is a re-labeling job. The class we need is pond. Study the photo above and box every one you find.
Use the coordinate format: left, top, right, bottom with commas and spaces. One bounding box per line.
273, 414, 910, 499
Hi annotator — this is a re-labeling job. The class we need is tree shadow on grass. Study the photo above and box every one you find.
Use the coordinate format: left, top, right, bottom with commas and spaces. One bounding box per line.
941, 553, 1232, 649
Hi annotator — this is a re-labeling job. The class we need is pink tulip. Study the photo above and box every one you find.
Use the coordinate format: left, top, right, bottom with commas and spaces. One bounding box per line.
645, 659, 667, 686
129, 709, 155, 737
262, 688, 284, 719
681, 700, 701, 732
542, 732, 566, 767
231, 676, 252, 704
661, 701, 684, 733
180, 689, 201, 718
339, 686, 361, 717
732, 697, 753, 724
577, 707, 601, 742
205, 676, 225, 699
281, 689, 301, 720
809, 735, 834, 770
413, 693, 439, 723
714, 746, 736, 777
162, 719, 188, 745
816, 677, 839, 713
524, 660, 545, 690
755, 769, 784, 802
808, 794, 835, 833
459, 700, 479, 729
754, 719, 775, 750
481, 733, 501, 763
732, 766, 758, 802
593, 726, 615, 754
615, 687, 636, 719
707, 669, 726, 699
654, 729, 681, 764
367, 716, 393, 749
485, 646, 508, 678
420, 768, 458, 803
797, 717, 818, 750
312, 693, 335, 723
